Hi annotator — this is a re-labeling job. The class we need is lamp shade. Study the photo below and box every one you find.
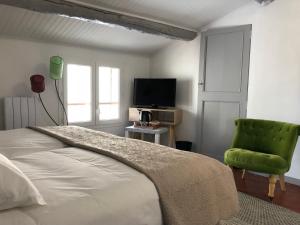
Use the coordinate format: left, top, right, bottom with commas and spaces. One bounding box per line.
50, 56, 64, 80
30, 74, 45, 93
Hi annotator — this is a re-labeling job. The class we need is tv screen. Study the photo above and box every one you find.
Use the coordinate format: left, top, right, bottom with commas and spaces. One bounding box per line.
133, 78, 176, 108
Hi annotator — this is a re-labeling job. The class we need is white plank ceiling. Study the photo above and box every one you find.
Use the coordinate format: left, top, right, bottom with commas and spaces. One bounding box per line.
0, 5, 172, 54
0, 1, 251, 54
76, 0, 251, 29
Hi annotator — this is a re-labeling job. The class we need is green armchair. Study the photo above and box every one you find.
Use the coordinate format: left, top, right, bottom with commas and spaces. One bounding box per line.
224, 119, 299, 198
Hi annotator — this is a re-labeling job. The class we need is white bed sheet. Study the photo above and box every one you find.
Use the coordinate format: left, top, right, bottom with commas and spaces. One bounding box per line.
0, 129, 67, 158
0, 129, 162, 225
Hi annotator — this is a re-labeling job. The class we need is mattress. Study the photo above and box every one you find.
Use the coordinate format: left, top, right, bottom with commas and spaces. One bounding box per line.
0, 129, 162, 225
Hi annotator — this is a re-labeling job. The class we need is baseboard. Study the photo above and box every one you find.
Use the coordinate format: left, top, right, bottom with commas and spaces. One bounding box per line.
250, 171, 300, 186
285, 176, 300, 186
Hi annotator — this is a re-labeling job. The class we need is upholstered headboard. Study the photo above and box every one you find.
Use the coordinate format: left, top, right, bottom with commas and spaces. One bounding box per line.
4, 97, 37, 130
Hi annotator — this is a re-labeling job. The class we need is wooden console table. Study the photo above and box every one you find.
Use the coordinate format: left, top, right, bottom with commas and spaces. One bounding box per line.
128, 107, 182, 147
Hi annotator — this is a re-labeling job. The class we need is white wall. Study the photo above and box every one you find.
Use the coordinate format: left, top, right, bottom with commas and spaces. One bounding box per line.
150, 37, 201, 145
0, 37, 150, 135
205, 0, 300, 183
150, 0, 300, 183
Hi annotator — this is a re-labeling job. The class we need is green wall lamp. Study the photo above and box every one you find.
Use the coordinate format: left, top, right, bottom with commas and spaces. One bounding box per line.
50, 56, 64, 80
50, 56, 68, 125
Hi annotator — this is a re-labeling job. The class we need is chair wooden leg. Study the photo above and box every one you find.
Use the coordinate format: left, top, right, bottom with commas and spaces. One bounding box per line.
241, 169, 246, 180
268, 175, 277, 199
279, 175, 286, 192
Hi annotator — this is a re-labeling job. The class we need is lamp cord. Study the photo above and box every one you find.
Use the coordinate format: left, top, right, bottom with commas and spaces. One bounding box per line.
55, 80, 69, 125
38, 94, 59, 126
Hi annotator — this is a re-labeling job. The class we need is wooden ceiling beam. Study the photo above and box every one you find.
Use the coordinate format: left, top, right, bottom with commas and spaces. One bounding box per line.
0, 0, 198, 41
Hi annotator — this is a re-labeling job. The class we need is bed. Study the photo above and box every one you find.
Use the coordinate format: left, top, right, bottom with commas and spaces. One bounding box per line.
0, 126, 239, 225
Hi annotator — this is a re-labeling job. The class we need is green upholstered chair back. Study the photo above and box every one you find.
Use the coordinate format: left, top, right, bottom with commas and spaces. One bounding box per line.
232, 119, 299, 170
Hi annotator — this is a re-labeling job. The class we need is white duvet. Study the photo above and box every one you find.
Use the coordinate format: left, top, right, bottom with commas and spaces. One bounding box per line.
0, 129, 162, 225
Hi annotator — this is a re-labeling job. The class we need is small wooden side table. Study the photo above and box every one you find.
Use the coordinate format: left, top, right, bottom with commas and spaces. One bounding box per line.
125, 126, 168, 145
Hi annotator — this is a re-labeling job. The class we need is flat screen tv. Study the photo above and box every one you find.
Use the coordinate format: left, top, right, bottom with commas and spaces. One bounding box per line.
133, 78, 176, 108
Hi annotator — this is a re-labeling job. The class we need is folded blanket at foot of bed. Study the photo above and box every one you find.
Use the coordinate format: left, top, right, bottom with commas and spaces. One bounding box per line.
31, 126, 239, 225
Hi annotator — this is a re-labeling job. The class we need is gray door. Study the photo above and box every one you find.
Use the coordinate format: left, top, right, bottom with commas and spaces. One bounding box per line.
196, 25, 251, 161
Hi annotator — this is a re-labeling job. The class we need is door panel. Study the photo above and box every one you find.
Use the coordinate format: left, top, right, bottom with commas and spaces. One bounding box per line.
201, 101, 240, 159
205, 31, 244, 93
197, 25, 251, 161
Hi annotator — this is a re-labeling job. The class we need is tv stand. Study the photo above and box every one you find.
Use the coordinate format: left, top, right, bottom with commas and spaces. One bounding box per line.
128, 107, 182, 147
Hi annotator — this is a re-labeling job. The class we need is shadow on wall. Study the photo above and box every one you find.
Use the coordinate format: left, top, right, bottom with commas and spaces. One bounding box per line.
176, 79, 193, 107
175, 108, 197, 149
176, 79, 198, 150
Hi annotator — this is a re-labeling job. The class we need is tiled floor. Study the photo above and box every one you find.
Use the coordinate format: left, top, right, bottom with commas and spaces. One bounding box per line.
233, 168, 300, 213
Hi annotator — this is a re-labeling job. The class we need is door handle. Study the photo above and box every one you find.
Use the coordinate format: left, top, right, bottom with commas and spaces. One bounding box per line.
198, 82, 204, 86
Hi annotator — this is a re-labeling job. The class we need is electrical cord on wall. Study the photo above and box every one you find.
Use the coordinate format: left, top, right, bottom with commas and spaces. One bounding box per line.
55, 80, 69, 125
38, 93, 59, 126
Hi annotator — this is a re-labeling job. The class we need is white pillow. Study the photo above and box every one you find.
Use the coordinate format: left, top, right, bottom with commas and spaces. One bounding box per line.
0, 153, 46, 210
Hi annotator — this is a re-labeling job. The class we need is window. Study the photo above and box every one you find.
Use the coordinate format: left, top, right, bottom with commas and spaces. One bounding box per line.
98, 67, 120, 121
66, 64, 92, 123
65, 64, 120, 124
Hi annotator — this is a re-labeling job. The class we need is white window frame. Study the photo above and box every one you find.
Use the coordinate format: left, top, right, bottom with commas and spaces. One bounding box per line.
63, 62, 121, 127
63, 62, 96, 126
96, 65, 122, 126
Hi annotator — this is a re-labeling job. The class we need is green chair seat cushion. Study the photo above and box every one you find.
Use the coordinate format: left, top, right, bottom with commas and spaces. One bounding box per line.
224, 148, 289, 175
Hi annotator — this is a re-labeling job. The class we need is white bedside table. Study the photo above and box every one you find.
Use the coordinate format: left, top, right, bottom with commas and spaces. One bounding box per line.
125, 126, 168, 145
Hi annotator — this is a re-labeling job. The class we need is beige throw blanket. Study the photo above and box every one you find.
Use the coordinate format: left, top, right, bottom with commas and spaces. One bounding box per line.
30, 126, 239, 225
